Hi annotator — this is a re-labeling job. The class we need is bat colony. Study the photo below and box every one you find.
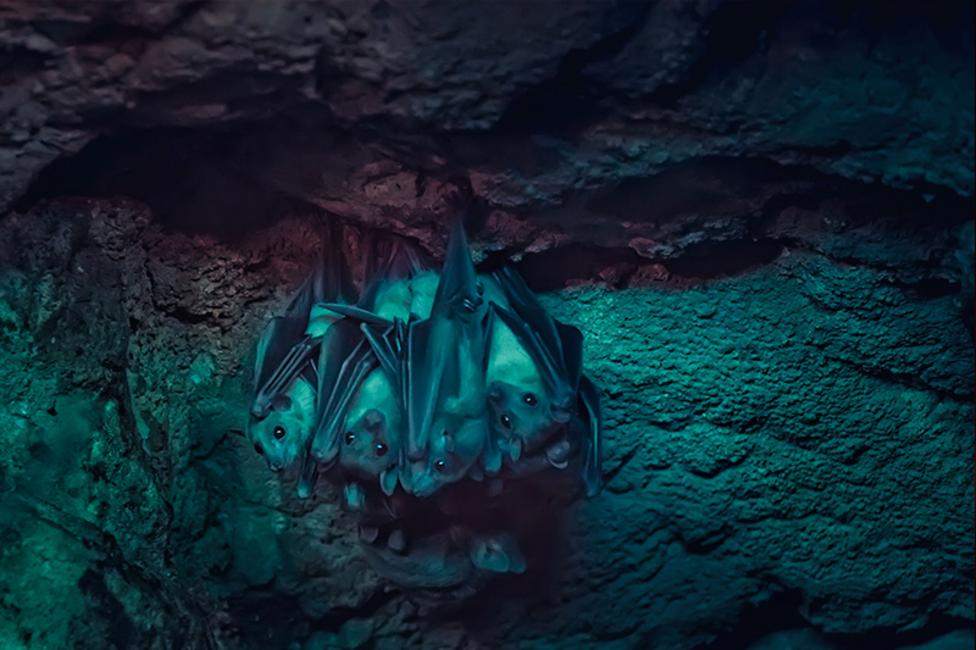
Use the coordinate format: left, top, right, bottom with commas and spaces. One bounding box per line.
243, 207, 603, 591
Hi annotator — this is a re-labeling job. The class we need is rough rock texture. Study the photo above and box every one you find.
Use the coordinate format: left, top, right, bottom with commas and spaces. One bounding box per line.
0, 1, 972, 649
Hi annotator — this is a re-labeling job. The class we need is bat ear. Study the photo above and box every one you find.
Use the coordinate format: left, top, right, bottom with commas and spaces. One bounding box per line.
508, 438, 523, 463
482, 445, 502, 475
380, 467, 398, 496
343, 483, 365, 511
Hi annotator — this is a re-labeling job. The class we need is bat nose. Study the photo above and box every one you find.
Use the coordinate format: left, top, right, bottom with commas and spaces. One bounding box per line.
268, 461, 283, 472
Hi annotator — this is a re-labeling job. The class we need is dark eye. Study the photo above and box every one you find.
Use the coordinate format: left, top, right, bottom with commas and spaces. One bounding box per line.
375, 442, 388, 457
434, 459, 447, 473
344, 431, 355, 445
273, 425, 286, 440
254, 442, 263, 455
522, 393, 538, 406
442, 429, 451, 438
500, 414, 512, 429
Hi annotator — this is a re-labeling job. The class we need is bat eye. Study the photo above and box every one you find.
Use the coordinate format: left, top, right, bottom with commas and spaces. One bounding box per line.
254, 442, 264, 455
273, 425, 286, 440
344, 431, 356, 445
434, 459, 447, 473
500, 414, 512, 430
442, 429, 451, 439
522, 393, 538, 407
375, 442, 388, 457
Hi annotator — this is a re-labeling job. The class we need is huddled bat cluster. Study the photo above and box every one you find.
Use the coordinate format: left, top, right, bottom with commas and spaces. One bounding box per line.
243, 208, 602, 595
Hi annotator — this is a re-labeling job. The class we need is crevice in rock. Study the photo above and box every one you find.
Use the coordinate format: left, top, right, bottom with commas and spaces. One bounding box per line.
499, 243, 644, 291
648, 0, 787, 106
495, 3, 652, 135
665, 238, 785, 281
826, 354, 970, 404
11, 125, 310, 239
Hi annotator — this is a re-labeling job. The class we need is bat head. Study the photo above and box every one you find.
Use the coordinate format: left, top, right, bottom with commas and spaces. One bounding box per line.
487, 378, 574, 460
402, 412, 486, 497
484, 307, 575, 460
247, 375, 316, 472
336, 367, 401, 494
339, 408, 397, 482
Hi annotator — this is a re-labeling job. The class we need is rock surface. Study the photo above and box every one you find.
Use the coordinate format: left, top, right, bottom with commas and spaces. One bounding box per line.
0, 1, 972, 649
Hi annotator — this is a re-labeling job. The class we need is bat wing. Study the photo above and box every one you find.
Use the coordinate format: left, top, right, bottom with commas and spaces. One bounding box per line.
403, 216, 485, 461
488, 303, 568, 399
252, 220, 356, 416
360, 322, 400, 385
251, 276, 319, 417
431, 218, 482, 320
491, 267, 576, 400
318, 236, 430, 325
404, 317, 439, 460
577, 374, 603, 497
555, 321, 584, 392
316, 303, 396, 326
321, 219, 358, 305
309, 319, 377, 465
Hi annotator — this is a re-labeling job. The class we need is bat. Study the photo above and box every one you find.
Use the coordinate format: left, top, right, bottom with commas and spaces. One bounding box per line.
334, 328, 402, 497
308, 239, 428, 497
485, 266, 603, 495
324, 237, 434, 324
397, 216, 496, 497
247, 222, 357, 474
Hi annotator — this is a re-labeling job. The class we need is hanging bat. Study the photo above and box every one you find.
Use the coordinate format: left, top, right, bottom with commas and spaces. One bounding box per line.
485, 266, 603, 496
327, 237, 435, 324
249, 222, 354, 419
397, 216, 497, 497
333, 327, 403, 498
319, 222, 496, 496
246, 222, 356, 474
308, 239, 428, 497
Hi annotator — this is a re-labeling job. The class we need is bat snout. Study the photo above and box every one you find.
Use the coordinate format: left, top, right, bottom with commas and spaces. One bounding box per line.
551, 406, 573, 424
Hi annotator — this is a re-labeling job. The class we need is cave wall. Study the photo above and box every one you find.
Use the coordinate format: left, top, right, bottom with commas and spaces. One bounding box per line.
0, 2, 972, 649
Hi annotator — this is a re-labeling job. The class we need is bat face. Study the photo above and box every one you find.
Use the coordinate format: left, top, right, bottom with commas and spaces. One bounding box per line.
339, 409, 394, 478
404, 412, 486, 497
486, 316, 570, 456
247, 375, 316, 472
337, 368, 400, 486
